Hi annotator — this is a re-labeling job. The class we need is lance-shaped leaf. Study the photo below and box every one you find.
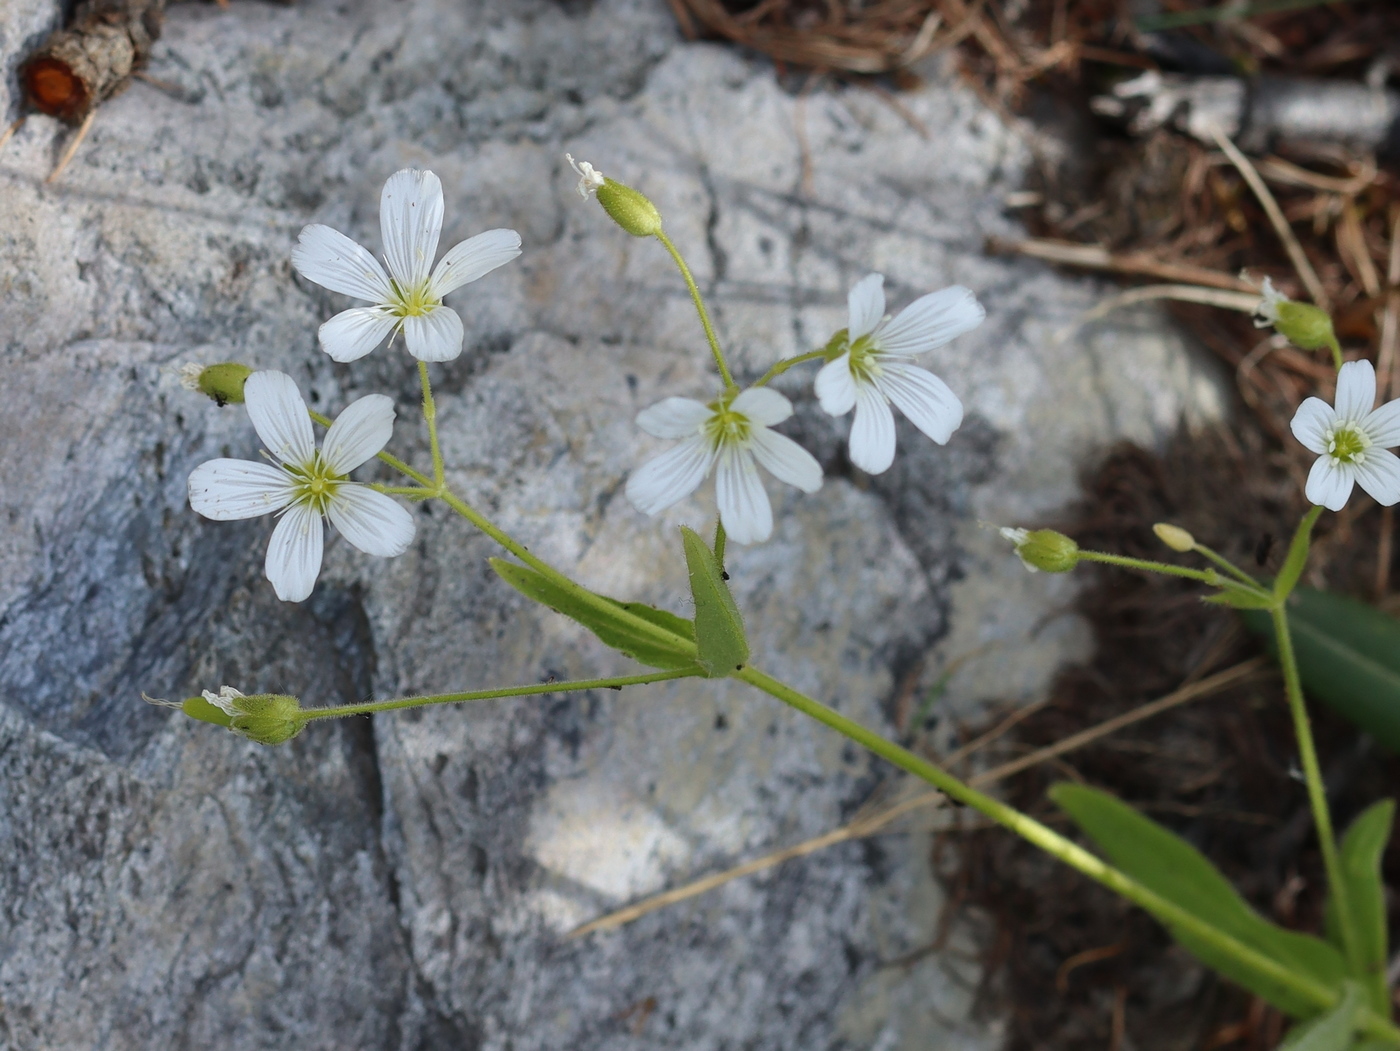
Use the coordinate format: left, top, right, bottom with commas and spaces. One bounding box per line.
1052, 783, 1347, 1018
680, 527, 749, 678
490, 559, 699, 671
1279, 983, 1362, 1051
1326, 801, 1395, 1012
1241, 589, 1400, 752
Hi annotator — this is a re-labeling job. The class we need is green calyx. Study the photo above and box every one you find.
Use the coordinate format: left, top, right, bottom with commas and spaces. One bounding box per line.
1008, 528, 1080, 573
1274, 300, 1339, 354
596, 178, 664, 238
182, 689, 305, 745
194, 363, 253, 406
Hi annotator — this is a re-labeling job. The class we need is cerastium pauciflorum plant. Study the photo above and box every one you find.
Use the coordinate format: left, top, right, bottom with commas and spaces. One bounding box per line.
158, 161, 1399, 1046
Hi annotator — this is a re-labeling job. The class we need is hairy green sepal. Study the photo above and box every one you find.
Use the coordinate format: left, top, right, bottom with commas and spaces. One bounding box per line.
490, 559, 699, 672
1052, 783, 1347, 1018
680, 527, 750, 678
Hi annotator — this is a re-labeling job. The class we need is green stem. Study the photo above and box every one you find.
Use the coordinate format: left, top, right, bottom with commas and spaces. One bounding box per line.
713, 520, 727, 573
301, 669, 693, 721
371, 485, 434, 498
1078, 550, 1233, 587
736, 665, 1400, 1041
1273, 602, 1363, 971
419, 360, 446, 489
753, 349, 828, 388
655, 229, 735, 391
308, 409, 435, 488
1194, 544, 1264, 588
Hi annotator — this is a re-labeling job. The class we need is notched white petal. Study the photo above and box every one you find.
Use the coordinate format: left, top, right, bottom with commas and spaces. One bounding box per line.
626, 436, 716, 515
291, 224, 393, 303
749, 429, 823, 493
715, 448, 773, 545
1290, 397, 1336, 455
403, 306, 465, 362
848, 386, 896, 474
1354, 450, 1400, 507
381, 169, 445, 290
877, 361, 963, 444
244, 371, 316, 467
814, 354, 858, 417
431, 229, 523, 297
265, 503, 325, 603
318, 306, 396, 363
188, 459, 295, 520
876, 286, 985, 357
1333, 359, 1376, 423
322, 394, 396, 475
636, 398, 710, 440
327, 485, 416, 557
847, 274, 886, 340
730, 386, 793, 427
1306, 455, 1355, 512
1363, 399, 1400, 449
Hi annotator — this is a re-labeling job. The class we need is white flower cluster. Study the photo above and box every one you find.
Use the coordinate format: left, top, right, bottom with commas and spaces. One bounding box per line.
625, 271, 985, 544
187, 164, 988, 600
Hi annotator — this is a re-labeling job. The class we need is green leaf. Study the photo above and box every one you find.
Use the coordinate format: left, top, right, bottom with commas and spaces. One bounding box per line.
680, 527, 750, 678
181, 695, 233, 727
1326, 801, 1395, 1012
1052, 783, 1347, 1018
489, 559, 699, 671
1279, 982, 1363, 1051
1275, 507, 1323, 600
1204, 582, 1276, 610
1241, 589, 1400, 752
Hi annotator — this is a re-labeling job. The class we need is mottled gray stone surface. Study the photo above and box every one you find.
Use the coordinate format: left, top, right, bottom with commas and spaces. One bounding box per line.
0, 1, 1225, 1048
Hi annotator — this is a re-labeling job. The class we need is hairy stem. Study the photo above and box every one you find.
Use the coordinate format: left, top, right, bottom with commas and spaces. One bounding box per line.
655, 229, 735, 390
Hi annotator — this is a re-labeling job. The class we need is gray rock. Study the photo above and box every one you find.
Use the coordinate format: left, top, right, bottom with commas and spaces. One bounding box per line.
0, 1, 1226, 1048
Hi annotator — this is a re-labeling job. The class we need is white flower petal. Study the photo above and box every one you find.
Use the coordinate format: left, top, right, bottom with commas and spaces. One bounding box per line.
626, 436, 716, 515
327, 485, 416, 556
318, 306, 396, 363
875, 360, 964, 445
290, 224, 393, 303
1306, 455, 1356, 512
322, 394, 396, 475
749, 428, 822, 493
730, 386, 793, 426
380, 169, 444, 290
1290, 397, 1337, 455
1363, 398, 1400, 449
636, 397, 711, 440
265, 503, 324, 603
1355, 450, 1400, 507
188, 459, 295, 520
875, 285, 985, 357
848, 385, 896, 474
402, 306, 464, 362
814, 354, 858, 417
244, 371, 315, 467
430, 228, 523, 297
848, 274, 886, 340
715, 448, 772, 545
1334, 359, 1376, 423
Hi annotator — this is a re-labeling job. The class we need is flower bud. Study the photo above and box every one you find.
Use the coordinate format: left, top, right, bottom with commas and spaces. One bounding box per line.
1153, 523, 1196, 553
567, 154, 663, 237
199, 686, 304, 746
999, 527, 1080, 573
180, 362, 252, 406
1252, 277, 1337, 353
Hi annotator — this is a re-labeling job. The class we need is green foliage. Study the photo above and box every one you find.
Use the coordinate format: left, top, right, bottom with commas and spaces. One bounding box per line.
490, 559, 699, 671
680, 527, 750, 678
1242, 588, 1400, 752
1326, 802, 1395, 1012
1279, 983, 1363, 1051
1051, 783, 1347, 1018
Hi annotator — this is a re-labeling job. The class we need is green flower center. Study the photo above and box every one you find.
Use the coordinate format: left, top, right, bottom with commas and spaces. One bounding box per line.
286, 454, 345, 515
1328, 425, 1370, 464
847, 335, 882, 384
389, 278, 438, 318
705, 398, 751, 451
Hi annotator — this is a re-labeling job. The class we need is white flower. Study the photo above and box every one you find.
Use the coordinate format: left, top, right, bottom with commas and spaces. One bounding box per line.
814, 274, 983, 474
625, 387, 823, 545
177, 362, 204, 391
188, 370, 416, 602
291, 169, 522, 363
1253, 276, 1287, 329
566, 154, 605, 198
1290, 359, 1400, 511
